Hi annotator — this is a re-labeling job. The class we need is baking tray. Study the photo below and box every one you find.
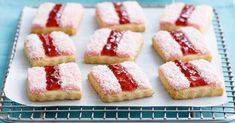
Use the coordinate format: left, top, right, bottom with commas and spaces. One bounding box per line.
0, 5, 234, 122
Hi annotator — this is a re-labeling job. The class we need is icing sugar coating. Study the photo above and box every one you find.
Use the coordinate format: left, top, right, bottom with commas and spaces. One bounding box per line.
188, 5, 213, 30
25, 31, 75, 59
122, 1, 145, 24
153, 31, 183, 60
25, 34, 46, 59
32, 2, 83, 28
96, 1, 144, 26
121, 61, 151, 89
59, 3, 84, 28
96, 2, 119, 26
116, 30, 143, 57
190, 59, 223, 87
90, 65, 122, 95
160, 3, 184, 27
28, 67, 47, 94
85, 28, 143, 57
50, 31, 76, 55
179, 27, 210, 54
84, 28, 112, 56
159, 61, 190, 90
32, 2, 54, 28
28, 63, 81, 94
58, 63, 81, 90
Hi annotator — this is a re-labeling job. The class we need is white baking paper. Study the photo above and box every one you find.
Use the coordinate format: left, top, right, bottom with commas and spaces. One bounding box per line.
4, 7, 228, 107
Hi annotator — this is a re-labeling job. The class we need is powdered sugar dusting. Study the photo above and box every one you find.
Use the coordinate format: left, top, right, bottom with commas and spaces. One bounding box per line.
116, 31, 143, 57
27, 67, 47, 94
123, 1, 144, 24
84, 28, 112, 56
58, 63, 81, 90
25, 34, 46, 59
90, 65, 122, 95
179, 27, 211, 54
153, 31, 183, 60
96, 2, 119, 26
32, 2, 54, 28
160, 61, 190, 90
188, 5, 213, 30
190, 59, 223, 87
121, 61, 151, 89
60, 3, 84, 28
160, 3, 184, 27
50, 31, 76, 55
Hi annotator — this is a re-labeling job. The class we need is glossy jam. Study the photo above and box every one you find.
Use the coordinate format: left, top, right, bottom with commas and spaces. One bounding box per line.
101, 30, 124, 56
46, 4, 63, 27
175, 60, 207, 87
108, 64, 138, 91
170, 30, 197, 55
44, 66, 61, 90
175, 4, 195, 26
38, 34, 59, 57
113, 2, 130, 24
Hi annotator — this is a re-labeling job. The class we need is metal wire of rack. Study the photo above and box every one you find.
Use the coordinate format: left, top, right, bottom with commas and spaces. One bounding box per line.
0, 6, 234, 122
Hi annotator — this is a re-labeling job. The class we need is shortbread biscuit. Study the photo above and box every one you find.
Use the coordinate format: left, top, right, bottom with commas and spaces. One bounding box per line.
32, 2, 84, 35
88, 61, 154, 102
84, 28, 143, 64
96, 1, 145, 32
152, 27, 212, 62
24, 31, 76, 67
27, 62, 82, 101
159, 59, 224, 99
160, 3, 213, 32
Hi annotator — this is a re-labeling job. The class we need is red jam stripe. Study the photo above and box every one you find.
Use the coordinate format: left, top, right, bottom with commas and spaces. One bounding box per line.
175, 4, 195, 26
175, 60, 207, 87
44, 66, 61, 90
108, 64, 138, 91
101, 30, 124, 56
170, 30, 198, 55
46, 4, 63, 27
113, 2, 130, 24
38, 34, 59, 57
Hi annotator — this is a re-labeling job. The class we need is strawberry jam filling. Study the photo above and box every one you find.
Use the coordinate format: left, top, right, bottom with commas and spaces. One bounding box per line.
170, 30, 198, 55
38, 34, 59, 57
113, 2, 130, 24
101, 30, 124, 56
44, 66, 61, 90
108, 64, 138, 91
175, 60, 207, 87
46, 4, 63, 27
175, 4, 195, 26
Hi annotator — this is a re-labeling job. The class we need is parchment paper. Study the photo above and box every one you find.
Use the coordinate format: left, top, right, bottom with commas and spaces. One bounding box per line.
4, 7, 228, 107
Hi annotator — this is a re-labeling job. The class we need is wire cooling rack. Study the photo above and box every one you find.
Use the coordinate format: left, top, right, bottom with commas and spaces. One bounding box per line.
0, 6, 234, 122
